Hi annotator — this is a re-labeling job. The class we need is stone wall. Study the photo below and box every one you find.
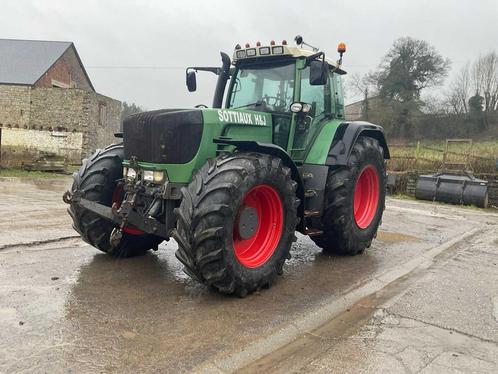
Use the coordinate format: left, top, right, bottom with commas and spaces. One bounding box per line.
0, 85, 31, 128
83, 93, 121, 156
0, 128, 83, 167
477, 173, 498, 207
345, 96, 383, 122
0, 86, 121, 166
345, 100, 363, 121
29, 88, 90, 131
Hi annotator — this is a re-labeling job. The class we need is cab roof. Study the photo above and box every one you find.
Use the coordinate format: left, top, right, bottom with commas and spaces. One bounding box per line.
232, 44, 346, 74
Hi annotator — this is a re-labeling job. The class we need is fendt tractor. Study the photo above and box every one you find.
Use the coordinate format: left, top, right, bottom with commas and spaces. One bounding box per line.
64, 36, 390, 297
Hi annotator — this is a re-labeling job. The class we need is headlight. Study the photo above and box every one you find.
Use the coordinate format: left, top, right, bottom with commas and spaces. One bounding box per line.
246, 48, 257, 57
302, 103, 312, 113
143, 170, 154, 182
143, 170, 165, 184
290, 102, 303, 113
236, 50, 246, 59
153, 171, 165, 183
127, 168, 137, 179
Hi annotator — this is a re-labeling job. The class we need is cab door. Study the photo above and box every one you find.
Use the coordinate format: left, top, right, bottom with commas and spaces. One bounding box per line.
290, 64, 331, 162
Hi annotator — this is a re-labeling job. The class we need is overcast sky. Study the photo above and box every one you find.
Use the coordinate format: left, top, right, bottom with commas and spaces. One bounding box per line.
2, 0, 497, 108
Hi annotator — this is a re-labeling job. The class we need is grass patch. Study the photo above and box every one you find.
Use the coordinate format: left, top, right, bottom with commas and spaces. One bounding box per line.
0, 168, 69, 178
388, 193, 416, 201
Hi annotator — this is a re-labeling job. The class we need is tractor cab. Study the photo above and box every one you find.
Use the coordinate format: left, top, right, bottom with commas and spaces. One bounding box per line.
187, 36, 347, 162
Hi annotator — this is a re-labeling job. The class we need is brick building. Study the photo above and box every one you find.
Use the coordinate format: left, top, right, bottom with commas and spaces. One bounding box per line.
0, 39, 121, 167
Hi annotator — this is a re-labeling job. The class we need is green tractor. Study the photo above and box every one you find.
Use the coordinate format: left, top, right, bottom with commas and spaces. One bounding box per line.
64, 36, 389, 297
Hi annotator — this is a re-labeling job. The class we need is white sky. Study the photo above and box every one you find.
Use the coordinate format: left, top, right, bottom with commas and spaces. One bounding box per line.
2, 0, 497, 108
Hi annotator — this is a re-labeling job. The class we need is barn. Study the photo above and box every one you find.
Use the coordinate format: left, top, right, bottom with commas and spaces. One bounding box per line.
0, 39, 121, 168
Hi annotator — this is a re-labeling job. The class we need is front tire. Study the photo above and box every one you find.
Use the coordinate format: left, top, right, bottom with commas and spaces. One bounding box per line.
68, 144, 163, 257
311, 136, 386, 255
173, 152, 299, 297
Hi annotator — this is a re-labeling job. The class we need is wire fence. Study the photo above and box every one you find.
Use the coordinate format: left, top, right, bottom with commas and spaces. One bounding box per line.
387, 141, 498, 174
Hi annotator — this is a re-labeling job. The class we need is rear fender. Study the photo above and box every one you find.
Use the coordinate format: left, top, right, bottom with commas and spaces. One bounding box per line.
326, 121, 390, 166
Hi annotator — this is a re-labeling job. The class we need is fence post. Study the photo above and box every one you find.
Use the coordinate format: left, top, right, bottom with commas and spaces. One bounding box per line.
415, 141, 420, 169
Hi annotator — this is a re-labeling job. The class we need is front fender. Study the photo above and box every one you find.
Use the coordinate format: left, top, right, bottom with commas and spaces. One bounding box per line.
213, 139, 305, 227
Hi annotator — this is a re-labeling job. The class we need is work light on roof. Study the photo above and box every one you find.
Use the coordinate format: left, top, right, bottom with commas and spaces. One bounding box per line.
259, 47, 270, 55
246, 48, 257, 57
272, 46, 284, 54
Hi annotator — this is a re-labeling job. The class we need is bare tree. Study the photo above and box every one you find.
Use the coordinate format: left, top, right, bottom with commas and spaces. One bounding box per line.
422, 94, 448, 115
471, 52, 498, 113
444, 63, 471, 114
348, 72, 377, 120
444, 52, 497, 117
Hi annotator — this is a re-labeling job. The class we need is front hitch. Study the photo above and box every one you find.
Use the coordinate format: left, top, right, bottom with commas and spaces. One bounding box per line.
110, 228, 123, 248
63, 186, 170, 240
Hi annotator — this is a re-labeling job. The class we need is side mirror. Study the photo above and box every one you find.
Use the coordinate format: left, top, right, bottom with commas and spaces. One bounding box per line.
309, 60, 328, 86
186, 71, 197, 92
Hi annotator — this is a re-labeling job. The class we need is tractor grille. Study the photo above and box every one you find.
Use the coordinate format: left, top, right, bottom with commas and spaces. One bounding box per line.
123, 109, 203, 164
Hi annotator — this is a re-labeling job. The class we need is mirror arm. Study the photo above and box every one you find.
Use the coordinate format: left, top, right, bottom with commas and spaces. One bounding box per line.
305, 52, 325, 65
185, 67, 220, 75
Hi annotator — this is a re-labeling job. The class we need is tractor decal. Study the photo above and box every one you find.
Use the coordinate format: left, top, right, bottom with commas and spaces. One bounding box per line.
217, 109, 267, 126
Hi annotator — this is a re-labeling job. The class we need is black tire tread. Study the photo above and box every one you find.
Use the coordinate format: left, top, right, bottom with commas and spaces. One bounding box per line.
173, 152, 298, 296
68, 143, 162, 258
311, 136, 386, 255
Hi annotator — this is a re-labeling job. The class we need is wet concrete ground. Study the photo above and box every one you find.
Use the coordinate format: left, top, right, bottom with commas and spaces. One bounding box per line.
241, 228, 498, 373
0, 177, 497, 373
0, 177, 77, 249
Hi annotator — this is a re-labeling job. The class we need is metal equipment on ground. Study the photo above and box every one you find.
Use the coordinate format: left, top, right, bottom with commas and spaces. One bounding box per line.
415, 139, 489, 208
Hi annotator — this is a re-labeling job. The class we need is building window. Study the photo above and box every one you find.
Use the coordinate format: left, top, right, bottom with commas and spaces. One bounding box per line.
99, 103, 107, 127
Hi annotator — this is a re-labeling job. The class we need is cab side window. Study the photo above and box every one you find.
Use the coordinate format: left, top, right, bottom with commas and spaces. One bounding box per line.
300, 66, 327, 119
332, 72, 344, 118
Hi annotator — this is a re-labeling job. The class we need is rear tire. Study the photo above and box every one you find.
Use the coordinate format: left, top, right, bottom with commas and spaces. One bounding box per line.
68, 144, 163, 257
311, 136, 385, 255
173, 152, 299, 296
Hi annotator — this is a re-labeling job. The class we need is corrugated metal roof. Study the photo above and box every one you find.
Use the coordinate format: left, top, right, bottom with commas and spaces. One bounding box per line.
0, 39, 73, 85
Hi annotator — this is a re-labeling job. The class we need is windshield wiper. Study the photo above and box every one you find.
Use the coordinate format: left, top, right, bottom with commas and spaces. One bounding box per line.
233, 100, 264, 110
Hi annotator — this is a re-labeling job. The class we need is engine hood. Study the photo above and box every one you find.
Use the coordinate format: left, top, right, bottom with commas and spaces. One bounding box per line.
123, 109, 203, 164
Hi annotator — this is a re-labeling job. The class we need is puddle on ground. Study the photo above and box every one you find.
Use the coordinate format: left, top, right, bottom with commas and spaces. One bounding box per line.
376, 230, 419, 243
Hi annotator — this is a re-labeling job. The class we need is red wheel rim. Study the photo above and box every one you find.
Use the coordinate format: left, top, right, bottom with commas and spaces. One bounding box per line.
111, 185, 144, 235
233, 185, 284, 268
353, 165, 380, 229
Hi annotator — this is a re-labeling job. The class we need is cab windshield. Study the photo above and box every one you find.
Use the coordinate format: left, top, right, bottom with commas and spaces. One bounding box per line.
228, 62, 295, 113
